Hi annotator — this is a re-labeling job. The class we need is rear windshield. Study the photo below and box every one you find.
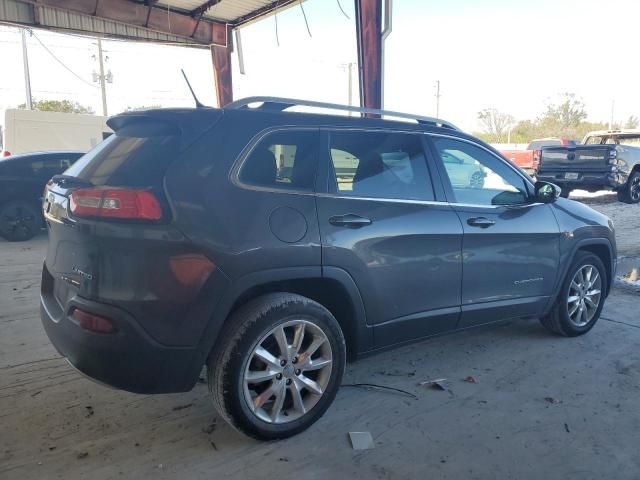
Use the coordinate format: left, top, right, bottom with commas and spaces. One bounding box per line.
64, 120, 179, 187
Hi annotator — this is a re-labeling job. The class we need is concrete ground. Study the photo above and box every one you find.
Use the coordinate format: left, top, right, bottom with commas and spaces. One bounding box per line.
1, 195, 639, 480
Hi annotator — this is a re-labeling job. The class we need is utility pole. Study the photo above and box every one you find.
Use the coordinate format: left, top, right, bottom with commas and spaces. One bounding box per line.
21, 29, 33, 110
97, 38, 108, 116
609, 99, 615, 131
347, 62, 354, 115
435, 80, 441, 119
340, 62, 356, 116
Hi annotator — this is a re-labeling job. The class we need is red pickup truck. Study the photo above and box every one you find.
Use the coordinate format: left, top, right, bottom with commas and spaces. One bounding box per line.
501, 138, 575, 175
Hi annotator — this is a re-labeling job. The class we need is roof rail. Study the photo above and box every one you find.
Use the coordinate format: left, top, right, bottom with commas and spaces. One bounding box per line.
225, 96, 461, 131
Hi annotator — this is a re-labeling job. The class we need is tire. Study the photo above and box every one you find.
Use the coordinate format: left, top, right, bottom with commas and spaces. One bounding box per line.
0, 201, 40, 242
617, 170, 640, 204
559, 188, 571, 198
208, 293, 346, 440
540, 251, 606, 337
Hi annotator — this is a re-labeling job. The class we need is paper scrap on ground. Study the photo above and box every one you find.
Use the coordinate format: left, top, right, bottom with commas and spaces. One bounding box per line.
349, 431, 375, 450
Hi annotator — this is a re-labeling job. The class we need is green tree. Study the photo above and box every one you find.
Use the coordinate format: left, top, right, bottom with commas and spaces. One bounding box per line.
624, 115, 639, 129
477, 108, 516, 143
538, 93, 587, 136
18, 99, 94, 114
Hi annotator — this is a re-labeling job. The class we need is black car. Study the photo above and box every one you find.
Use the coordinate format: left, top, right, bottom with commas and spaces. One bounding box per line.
0, 151, 84, 241
40, 98, 615, 440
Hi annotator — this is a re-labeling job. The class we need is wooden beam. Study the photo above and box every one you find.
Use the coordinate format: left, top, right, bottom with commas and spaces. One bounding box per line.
29, 0, 227, 44
211, 26, 233, 106
355, 0, 383, 111
145, 0, 158, 28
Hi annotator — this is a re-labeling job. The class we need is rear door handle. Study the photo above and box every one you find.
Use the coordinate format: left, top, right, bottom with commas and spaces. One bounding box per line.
467, 217, 496, 228
329, 214, 372, 228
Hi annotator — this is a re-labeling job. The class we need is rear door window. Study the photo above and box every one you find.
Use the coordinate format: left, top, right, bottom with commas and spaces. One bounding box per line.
239, 130, 319, 191
328, 130, 434, 201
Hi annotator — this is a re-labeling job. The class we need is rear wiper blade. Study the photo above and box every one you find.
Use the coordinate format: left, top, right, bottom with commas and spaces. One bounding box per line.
50, 174, 93, 188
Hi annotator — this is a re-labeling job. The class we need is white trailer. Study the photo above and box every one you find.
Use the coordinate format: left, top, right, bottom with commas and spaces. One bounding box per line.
1, 109, 111, 157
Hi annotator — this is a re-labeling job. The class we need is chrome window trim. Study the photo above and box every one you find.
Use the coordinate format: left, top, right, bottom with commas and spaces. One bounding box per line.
230, 125, 540, 210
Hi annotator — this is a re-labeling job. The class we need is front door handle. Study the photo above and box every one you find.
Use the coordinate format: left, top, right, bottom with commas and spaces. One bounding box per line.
329, 214, 372, 228
467, 217, 496, 228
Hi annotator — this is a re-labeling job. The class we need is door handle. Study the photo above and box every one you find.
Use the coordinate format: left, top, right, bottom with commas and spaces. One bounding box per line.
467, 217, 496, 228
329, 214, 372, 228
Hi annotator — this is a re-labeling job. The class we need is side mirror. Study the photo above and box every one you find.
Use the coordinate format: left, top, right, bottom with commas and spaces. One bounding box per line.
534, 181, 561, 203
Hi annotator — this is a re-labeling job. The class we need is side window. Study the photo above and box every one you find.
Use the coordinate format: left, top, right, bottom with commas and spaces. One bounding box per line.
30, 156, 79, 179
328, 131, 434, 201
239, 130, 318, 191
433, 137, 528, 206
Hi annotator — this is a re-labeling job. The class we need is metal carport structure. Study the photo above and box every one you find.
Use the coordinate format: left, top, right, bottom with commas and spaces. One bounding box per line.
0, 0, 389, 111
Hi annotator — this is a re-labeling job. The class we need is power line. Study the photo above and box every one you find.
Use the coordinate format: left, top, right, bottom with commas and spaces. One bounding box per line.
29, 30, 98, 89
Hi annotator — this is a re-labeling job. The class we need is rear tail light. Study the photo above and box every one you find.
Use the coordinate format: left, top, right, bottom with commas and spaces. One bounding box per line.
69, 188, 162, 220
533, 150, 542, 166
72, 308, 116, 334
1, 150, 10, 157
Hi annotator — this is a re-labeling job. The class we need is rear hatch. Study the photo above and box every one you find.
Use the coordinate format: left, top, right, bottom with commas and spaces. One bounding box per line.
539, 145, 613, 172
42, 109, 224, 346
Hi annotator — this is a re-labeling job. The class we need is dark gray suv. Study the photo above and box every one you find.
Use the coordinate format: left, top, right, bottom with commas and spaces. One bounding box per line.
40, 98, 616, 440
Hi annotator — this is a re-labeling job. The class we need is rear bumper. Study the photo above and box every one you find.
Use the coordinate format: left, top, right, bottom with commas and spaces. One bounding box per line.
40, 271, 201, 394
537, 170, 628, 190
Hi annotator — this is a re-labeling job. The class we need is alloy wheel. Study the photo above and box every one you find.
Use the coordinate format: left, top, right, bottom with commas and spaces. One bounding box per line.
567, 264, 602, 327
243, 319, 333, 424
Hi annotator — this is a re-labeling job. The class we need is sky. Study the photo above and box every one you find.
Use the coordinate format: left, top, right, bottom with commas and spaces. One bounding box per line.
1, 0, 639, 132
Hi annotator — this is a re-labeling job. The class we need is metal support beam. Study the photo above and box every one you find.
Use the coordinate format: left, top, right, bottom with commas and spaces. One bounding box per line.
211, 26, 233, 106
354, 0, 382, 112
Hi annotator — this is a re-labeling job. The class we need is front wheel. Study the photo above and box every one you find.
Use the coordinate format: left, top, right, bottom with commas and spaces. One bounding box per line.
617, 171, 640, 204
208, 293, 345, 440
540, 251, 606, 337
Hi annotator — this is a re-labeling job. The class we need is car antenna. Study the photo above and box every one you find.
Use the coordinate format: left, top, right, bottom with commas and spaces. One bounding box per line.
181, 69, 206, 109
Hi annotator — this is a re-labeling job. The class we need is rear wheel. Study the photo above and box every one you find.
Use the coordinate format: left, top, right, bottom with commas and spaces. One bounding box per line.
617, 170, 640, 204
0, 201, 40, 241
559, 188, 571, 198
540, 251, 606, 337
208, 293, 345, 440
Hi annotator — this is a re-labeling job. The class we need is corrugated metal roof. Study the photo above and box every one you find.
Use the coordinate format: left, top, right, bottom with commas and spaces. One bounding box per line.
37, 6, 193, 43
0, 0, 302, 45
157, 0, 298, 24
0, 0, 197, 44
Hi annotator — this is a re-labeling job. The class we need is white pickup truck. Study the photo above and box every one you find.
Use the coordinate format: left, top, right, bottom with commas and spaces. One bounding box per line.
537, 129, 640, 203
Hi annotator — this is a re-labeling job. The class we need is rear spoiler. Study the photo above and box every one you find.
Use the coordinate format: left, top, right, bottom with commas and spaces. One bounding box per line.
106, 109, 224, 150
